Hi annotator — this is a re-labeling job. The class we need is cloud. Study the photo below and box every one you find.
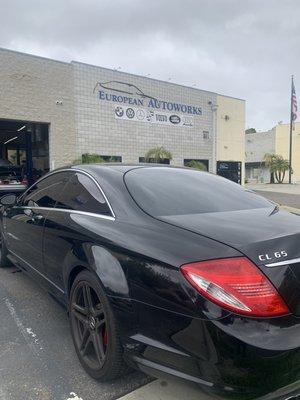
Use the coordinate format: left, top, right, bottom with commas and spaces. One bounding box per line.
1, 0, 300, 130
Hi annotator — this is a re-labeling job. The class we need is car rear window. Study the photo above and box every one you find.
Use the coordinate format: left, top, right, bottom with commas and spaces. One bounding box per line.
124, 167, 272, 216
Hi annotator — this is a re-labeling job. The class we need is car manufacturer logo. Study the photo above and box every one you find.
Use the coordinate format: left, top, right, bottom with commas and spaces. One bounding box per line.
115, 106, 124, 117
169, 115, 181, 124
126, 108, 135, 119
146, 110, 154, 121
136, 109, 145, 120
89, 316, 96, 330
156, 114, 168, 122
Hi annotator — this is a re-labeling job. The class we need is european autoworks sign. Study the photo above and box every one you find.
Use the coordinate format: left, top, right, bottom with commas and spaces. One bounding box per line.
95, 81, 202, 116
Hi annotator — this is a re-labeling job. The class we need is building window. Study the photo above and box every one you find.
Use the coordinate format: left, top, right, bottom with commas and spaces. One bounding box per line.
100, 155, 122, 162
203, 131, 209, 139
81, 154, 122, 163
139, 157, 170, 164
184, 159, 209, 171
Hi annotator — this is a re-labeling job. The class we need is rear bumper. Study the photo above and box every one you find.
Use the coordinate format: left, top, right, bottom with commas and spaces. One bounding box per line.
122, 304, 300, 400
131, 355, 300, 400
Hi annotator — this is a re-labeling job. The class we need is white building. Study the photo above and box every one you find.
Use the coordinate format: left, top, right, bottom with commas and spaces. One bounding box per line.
0, 47, 245, 183
245, 129, 275, 183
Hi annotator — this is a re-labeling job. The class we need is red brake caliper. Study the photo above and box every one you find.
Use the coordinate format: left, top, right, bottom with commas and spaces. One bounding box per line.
103, 329, 108, 347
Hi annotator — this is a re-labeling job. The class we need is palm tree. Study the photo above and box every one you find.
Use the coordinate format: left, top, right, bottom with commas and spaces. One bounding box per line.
273, 156, 290, 183
185, 160, 207, 171
263, 153, 277, 183
144, 147, 173, 164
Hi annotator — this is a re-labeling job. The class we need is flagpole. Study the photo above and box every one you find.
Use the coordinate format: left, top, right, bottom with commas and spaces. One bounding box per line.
289, 75, 293, 184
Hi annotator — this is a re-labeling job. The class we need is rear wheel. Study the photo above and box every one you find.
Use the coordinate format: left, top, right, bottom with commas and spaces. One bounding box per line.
69, 270, 129, 381
0, 233, 11, 268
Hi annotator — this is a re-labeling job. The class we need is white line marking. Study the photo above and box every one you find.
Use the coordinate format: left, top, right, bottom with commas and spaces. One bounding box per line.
67, 393, 83, 400
4, 298, 41, 355
26, 327, 43, 350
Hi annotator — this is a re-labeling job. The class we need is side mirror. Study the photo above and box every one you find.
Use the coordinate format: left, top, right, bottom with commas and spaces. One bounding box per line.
0, 194, 17, 206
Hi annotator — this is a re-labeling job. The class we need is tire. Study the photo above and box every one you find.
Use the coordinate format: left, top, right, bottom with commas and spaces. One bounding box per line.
69, 270, 129, 381
0, 233, 12, 268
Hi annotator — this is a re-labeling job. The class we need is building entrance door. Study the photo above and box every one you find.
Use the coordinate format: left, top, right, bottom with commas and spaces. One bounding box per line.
217, 161, 242, 184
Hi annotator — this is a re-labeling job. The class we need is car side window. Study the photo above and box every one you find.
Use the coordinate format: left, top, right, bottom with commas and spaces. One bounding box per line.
57, 172, 112, 215
22, 172, 71, 208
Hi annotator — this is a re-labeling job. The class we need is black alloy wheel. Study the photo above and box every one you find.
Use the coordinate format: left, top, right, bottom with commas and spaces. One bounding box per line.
69, 270, 129, 381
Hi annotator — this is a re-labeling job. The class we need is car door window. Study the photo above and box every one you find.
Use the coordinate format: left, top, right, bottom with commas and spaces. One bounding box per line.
57, 172, 112, 215
21, 172, 71, 208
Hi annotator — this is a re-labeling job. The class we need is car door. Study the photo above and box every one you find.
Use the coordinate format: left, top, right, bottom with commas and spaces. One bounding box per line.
5, 172, 70, 278
43, 170, 113, 292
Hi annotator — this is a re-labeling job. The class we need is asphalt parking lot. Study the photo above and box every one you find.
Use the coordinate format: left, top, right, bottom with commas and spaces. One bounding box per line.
254, 190, 300, 209
0, 265, 150, 400
246, 183, 300, 209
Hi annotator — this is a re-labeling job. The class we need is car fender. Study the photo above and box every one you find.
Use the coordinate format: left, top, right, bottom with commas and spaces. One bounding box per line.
63, 242, 129, 298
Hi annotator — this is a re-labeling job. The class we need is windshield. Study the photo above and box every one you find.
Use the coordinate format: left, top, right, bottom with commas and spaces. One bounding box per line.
125, 167, 273, 217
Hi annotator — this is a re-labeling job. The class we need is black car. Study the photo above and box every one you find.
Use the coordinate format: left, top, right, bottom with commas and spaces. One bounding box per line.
0, 164, 299, 400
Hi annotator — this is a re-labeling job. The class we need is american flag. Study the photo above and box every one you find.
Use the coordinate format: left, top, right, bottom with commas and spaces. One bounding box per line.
292, 77, 297, 130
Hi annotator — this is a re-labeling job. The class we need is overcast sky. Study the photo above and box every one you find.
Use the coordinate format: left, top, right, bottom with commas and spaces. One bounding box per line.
1, 0, 299, 130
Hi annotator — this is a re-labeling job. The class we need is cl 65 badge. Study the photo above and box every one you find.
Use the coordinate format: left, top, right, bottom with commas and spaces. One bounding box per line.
258, 251, 288, 262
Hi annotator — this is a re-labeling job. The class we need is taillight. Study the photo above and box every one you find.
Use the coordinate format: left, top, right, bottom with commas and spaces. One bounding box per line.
180, 257, 290, 317
21, 179, 28, 185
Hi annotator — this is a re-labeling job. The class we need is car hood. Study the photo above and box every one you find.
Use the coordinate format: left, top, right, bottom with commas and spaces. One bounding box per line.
160, 207, 300, 316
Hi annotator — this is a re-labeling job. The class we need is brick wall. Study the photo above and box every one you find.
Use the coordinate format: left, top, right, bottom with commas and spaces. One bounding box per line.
73, 61, 216, 169
0, 48, 76, 168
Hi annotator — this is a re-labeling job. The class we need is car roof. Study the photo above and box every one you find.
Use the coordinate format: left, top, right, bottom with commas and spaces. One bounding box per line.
59, 163, 188, 175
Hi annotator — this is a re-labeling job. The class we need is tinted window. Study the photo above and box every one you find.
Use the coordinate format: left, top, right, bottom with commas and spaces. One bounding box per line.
22, 172, 71, 207
57, 172, 111, 215
125, 168, 272, 216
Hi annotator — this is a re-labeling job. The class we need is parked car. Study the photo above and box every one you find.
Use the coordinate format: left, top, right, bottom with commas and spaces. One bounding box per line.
0, 169, 28, 195
0, 164, 299, 400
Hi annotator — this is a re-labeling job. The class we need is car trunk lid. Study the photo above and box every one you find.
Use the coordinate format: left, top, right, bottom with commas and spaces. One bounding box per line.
160, 207, 300, 316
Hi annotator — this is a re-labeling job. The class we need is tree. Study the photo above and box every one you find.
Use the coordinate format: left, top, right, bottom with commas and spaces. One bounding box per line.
263, 153, 290, 184
245, 128, 257, 134
144, 147, 173, 163
272, 156, 290, 183
263, 153, 277, 183
185, 160, 207, 171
